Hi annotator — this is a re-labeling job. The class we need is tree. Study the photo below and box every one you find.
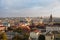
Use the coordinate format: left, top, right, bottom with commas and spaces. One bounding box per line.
12, 34, 24, 40
1, 32, 7, 40
13, 27, 23, 33
38, 35, 45, 40
13, 27, 30, 40
23, 32, 30, 40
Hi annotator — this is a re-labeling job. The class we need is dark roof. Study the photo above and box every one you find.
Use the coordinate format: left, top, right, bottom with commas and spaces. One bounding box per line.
43, 18, 60, 23
46, 31, 60, 35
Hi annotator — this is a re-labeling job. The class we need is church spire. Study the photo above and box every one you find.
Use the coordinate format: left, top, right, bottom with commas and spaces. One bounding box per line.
49, 14, 52, 23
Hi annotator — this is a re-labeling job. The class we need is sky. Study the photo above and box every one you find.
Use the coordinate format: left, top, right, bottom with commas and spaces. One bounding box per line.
0, 0, 60, 17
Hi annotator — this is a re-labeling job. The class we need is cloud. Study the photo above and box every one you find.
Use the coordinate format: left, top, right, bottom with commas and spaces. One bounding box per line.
0, 0, 60, 17
0, 0, 52, 10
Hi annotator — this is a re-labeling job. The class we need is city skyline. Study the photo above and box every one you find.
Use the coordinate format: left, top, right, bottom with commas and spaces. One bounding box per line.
0, 0, 60, 17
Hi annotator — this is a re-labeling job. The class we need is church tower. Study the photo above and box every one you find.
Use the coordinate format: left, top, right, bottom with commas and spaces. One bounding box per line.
49, 14, 54, 25
49, 14, 53, 23
25, 17, 31, 25
40, 17, 43, 24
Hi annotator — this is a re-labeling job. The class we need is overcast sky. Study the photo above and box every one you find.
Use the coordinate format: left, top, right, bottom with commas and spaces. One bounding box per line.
0, 0, 60, 17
